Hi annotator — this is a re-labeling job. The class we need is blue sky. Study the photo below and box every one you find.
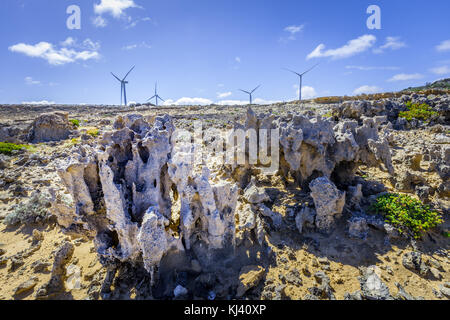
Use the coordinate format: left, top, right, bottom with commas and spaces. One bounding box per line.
1, 0, 449, 105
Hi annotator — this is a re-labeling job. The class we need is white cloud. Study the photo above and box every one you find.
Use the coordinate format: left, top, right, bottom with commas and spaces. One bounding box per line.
25, 77, 40, 85
307, 34, 376, 60
235, 57, 241, 63
122, 41, 151, 50
280, 24, 304, 42
163, 97, 213, 106
9, 40, 100, 65
353, 85, 382, 95
126, 16, 151, 29
61, 37, 75, 47
345, 65, 400, 71
294, 85, 317, 99
22, 100, 55, 105
436, 40, 450, 52
93, 15, 108, 28
217, 100, 247, 106
217, 98, 280, 105
217, 92, 232, 99
94, 0, 138, 18
284, 25, 304, 35
430, 65, 450, 75
83, 39, 101, 51
387, 73, 423, 82
373, 37, 406, 54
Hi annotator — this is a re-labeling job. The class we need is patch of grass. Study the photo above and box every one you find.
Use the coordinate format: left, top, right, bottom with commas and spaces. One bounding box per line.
0, 142, 30, 155
370, 193, 443, 239
5, 193, 52, 226
69, 119, 80, 127
87, 128, 100, 138
399, 101, 438, 122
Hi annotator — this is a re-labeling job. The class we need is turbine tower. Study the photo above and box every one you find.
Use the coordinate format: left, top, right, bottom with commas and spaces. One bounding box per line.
147, 82, 165, 107
239, 85, 261, 105
111, 66, 135, 106
283, 63, 319, 101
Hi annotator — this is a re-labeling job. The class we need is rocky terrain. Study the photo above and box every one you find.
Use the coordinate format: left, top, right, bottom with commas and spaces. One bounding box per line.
0, 89, 449, 300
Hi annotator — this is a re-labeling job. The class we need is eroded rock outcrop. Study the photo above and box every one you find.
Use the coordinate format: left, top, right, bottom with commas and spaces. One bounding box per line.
55, 108, 396, 291
27, 112, 72, 143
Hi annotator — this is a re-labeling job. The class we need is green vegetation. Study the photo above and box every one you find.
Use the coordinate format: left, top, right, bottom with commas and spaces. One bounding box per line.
0, 142, 31, 155
5, 193, 52, 226
69, 119, 80, 127
87, 128, 100, 137
370, 193, 443, 239
403, 78, 450, 92
399, 101, 437, 122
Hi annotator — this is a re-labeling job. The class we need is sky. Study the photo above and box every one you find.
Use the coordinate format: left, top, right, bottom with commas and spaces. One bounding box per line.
0, 0, 449, 105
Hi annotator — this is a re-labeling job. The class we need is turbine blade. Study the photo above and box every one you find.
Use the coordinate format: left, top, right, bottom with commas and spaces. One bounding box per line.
301, 63, 320, 76
251, 85, 261, 94
158, 96, 165, 102
239, 89, 250, 95
147, 95, 157, 101
111, 73, 122, 82
282, 68, 301, 77
123, 65, 135, 81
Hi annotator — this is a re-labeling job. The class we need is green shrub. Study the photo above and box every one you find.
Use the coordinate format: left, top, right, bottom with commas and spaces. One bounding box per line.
69, 119, 80, 127
370, 193, 443, 239
399, 101, 437, 122
0, 142, 29, 155
87, 128, 100, 137
4, 193, 52, 226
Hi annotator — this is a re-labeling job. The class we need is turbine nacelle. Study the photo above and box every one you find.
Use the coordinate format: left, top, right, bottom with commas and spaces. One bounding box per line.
111, 66, 135, 106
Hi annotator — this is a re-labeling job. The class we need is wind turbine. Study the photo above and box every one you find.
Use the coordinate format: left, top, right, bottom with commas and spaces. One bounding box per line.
239, 85, 261, 105
283, 63, 319, 101
147, 82, 165, 107
111, 66, 135, 106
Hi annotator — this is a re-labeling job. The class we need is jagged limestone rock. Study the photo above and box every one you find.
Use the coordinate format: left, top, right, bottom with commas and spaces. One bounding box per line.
27, 112, 72, 143
309, 177, 346, 232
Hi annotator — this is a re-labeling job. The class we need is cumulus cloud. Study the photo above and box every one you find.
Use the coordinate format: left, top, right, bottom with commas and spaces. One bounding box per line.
294, 85, 317, 99
217, 98, 280, 106
280, 24, 304, 42
163, 97, 213, 106
345, 65, 400, 71
22, 100, 55, 105
9, 39, 100, 66
92, 15, 108, 27
25, 77, 40, 85
122, 41, 151, 50
387, 73, 423, 82
353, 85, 382, 95
307, 35, 376, 60
94, 0, 138, 18
436, 40, 450, 52
430, 65, 450, 75
373, 37, 406, 54
217, 92, 232, 99
284, 25, 304, 35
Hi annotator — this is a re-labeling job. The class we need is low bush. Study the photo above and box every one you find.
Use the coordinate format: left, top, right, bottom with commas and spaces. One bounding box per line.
370, 193, 443, 239
69, 119, 80, 127
0, 142, 29, 155
87, 128, 100, 137
399, 101, 437, 122
4, 193, 52, 226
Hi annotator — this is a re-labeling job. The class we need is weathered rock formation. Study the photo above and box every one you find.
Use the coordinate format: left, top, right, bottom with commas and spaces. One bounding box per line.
55, 108, 395, 290
27, 112, 72, 143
